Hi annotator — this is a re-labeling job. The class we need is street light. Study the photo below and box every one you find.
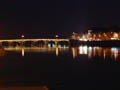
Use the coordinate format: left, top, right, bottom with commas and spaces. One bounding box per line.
55, 35, 59, 38
21, 35, 24, 39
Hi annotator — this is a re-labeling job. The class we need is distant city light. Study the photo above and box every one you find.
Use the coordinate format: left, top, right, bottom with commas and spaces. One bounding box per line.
71, 30, 120, 41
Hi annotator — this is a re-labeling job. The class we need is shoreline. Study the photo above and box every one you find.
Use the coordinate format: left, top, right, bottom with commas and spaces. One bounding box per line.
70, 40, 120, 47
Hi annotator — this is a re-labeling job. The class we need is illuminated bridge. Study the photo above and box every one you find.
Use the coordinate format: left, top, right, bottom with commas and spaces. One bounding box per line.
0, 39, 69, 47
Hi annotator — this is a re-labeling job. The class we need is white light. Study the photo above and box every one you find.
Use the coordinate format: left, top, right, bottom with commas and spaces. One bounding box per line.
58, 45, 61, 48
48, 44, 51, 48
83, 46, 88, 54
79, 46, 88, 55
112, 48, 118, 54
79, 38, 88, 41
79, 46, 83, 54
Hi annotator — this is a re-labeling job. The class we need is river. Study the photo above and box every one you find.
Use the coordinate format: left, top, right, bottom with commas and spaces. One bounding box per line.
0, 45, 120, 89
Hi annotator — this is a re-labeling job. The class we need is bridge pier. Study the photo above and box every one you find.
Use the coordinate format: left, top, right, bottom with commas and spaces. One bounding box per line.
20, 41, 25, 47
55, 41, 58, 47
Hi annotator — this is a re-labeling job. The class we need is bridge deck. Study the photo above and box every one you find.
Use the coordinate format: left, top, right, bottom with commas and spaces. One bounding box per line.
0, 39, 69, 42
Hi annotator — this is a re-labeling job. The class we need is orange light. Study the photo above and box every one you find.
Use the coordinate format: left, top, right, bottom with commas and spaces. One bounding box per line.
21, 35, 24, 38
72, 48, 77, 59
103, 49, 106, 60
56, 47, 59, 56
22, 48, 24, 57
0, 47, 5, 56
55, 35, 59, 38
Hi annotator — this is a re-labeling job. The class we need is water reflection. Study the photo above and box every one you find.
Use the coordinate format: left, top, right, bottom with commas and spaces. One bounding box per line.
88, 47, 92, 59
111, 48, 119, 60
72, 48, 77, 59
103, 49, 106, 60
79, 46, 88, 55
22, 48, 25, 57
3, 44, 120, 61
4, 44, 69, 57
0, 47, 5, 56
56, 47, 59, 56
72, 46, 120, 61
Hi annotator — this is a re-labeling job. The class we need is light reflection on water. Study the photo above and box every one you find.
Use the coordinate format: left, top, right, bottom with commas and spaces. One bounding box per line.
0, 45, 120, 89
3, 45, 69, 57
72, 46, 120, 61
1, 44, 120, 61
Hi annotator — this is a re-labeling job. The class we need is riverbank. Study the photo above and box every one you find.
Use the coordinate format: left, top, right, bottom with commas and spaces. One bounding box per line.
70, 40, 120, 47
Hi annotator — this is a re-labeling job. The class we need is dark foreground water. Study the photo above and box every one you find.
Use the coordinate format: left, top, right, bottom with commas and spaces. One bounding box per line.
0, 45, 120, 89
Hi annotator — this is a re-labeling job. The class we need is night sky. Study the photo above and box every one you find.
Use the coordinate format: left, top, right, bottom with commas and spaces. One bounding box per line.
0, 0, 120, 39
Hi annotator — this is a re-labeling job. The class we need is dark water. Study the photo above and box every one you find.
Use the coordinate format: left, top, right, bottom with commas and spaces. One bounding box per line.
0, 45, 120, 89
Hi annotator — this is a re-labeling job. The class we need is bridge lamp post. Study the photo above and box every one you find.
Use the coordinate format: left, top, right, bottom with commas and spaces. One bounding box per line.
55, 35, 59, 39
21, 35, 25, 39
55, 35, 59, 47
21, 35, 25, 47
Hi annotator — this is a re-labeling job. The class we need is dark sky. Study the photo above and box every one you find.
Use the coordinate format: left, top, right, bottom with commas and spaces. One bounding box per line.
0, 0, 120, 38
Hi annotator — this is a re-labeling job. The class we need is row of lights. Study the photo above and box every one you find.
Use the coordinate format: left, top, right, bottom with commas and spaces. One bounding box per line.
20, 35, 59, 39
72, 31, 120, 41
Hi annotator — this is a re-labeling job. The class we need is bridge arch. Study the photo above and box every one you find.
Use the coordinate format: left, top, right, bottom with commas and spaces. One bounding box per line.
0, 39, 69, 47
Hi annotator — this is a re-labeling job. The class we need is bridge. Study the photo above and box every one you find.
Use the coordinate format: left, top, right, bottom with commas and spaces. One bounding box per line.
0, 39, 69, 47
